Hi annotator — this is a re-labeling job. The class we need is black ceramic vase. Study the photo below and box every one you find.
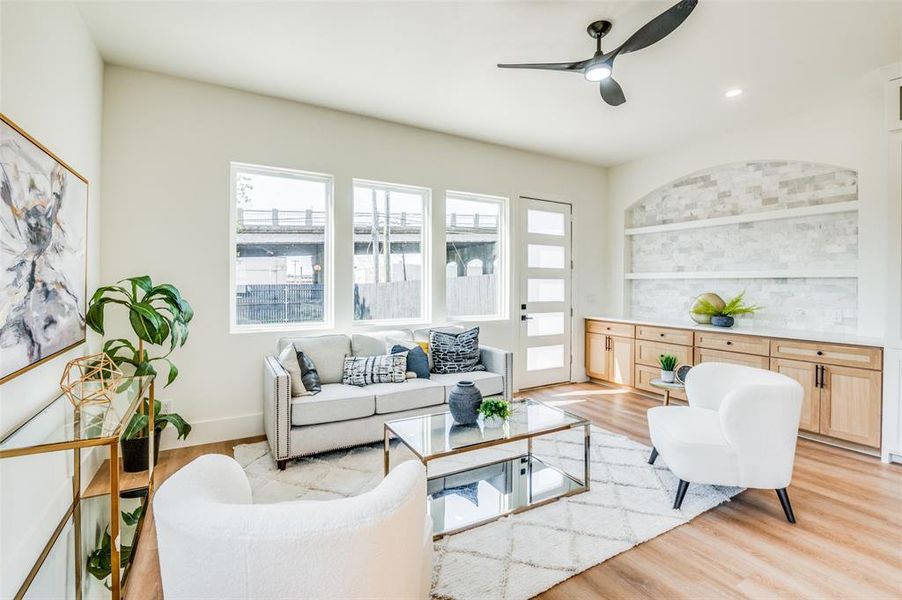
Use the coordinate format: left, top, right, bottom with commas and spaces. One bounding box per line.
448, 381, 482, 425
121, 429, 162, 473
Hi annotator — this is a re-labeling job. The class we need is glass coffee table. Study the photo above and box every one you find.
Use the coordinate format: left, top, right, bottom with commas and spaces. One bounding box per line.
384, 399, 590, 538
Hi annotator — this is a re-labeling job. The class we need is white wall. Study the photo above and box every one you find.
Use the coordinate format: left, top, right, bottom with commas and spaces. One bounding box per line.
100, 66, 607, 447
604, 73, 892, 339
0, 2, 104, 597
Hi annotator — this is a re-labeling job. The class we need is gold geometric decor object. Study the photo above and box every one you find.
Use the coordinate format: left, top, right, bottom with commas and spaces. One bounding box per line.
59, 353, 125, 407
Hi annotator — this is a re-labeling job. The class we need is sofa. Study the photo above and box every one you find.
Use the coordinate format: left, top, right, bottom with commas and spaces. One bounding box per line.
154, 454, 431, 599
263, 328, 513, 468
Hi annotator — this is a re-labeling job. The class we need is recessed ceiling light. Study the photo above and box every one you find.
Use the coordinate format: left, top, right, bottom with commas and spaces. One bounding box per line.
724, 88, 744, 98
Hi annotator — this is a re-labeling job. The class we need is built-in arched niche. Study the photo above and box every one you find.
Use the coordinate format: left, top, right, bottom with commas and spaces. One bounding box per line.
623, 160, 859, 332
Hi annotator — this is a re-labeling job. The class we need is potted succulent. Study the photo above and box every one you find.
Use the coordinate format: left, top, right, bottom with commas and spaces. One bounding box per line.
658, 354, 678, 383
691, 291, 761, 328
86, 276, 193, 472
479, 397, 511, 429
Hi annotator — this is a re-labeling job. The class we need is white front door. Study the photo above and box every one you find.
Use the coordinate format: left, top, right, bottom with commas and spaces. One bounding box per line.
517, 198, 572, 389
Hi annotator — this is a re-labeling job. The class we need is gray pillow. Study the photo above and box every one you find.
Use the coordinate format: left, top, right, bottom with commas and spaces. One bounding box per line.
430, 327, 484, 374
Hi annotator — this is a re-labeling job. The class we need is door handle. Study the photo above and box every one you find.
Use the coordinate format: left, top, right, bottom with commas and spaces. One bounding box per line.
819, 365, 826, 389
521, 315, 533, 321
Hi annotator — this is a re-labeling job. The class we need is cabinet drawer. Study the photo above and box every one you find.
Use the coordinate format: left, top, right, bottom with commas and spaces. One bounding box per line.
635, 340, 692, 368
586, 320, 635, 338
695, 347, 770, 370
636, 325, 694, 346
770, 339, 882, 371
635, 364, 687, 401
695, 331, 770, 356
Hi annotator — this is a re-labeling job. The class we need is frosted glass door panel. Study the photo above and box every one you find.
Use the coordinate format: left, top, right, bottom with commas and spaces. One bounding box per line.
527, 312, 565, 337
528, 279, 565, 302
528, 244, 566, 269
527, 345, 565, 371
527, 210, 565, 236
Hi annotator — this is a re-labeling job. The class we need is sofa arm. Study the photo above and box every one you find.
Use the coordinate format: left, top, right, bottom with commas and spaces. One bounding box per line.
263, 356, 291, 460
480, 345, 513, 402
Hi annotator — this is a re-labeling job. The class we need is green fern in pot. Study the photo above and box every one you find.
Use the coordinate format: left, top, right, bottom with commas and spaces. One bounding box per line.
691, 291, 761, 328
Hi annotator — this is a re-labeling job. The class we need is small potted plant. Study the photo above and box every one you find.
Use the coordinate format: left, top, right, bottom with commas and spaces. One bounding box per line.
658, 354, 678, 383
479, 397, 511, 429
691, 290, 761, 328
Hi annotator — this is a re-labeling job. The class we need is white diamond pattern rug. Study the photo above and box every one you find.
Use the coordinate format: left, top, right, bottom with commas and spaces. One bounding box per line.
234, 425, 741, 600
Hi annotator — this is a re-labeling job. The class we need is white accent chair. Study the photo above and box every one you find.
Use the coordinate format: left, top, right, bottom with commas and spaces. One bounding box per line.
154, 455, 432, 599
647, 362, 804, 522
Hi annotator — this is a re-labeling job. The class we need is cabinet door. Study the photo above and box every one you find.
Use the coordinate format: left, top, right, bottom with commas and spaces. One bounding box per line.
585, 333, 610, 381
635, 339, 692, 368
770, 358, 819, 433
820, 365, 882, 448
608, 336, 634, 386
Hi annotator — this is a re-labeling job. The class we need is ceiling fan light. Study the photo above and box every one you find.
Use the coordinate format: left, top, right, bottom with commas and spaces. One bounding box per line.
584, 64, 612, 82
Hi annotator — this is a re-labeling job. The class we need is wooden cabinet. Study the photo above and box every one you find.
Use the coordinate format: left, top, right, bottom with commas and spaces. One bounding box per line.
770, 339, 882, 370
586, 320, 635, 338
695, 347, 770, 370
770, 358, 820, 433
635, 339, 692, 368
585, 331, 633, 386
820, 365, 882, 448
635, 364, 687, 401
696, 331, 770, 356
636, 325, 694, 346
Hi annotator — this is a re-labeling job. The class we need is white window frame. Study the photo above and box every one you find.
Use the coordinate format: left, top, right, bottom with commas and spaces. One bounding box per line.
351, 178, 432, 326
229, 162, 334, 333
445, 190, 509, 321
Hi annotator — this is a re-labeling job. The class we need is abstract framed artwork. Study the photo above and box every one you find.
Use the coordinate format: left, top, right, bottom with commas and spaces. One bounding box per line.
0, 113, 88, 384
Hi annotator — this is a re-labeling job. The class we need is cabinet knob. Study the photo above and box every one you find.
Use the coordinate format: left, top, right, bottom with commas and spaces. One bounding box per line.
816, 350, 824, 356
659, 333, 665, 337
726, 341, 732, 345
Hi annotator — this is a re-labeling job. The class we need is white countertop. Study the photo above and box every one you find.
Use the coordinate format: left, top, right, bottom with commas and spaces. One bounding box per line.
584, 315, 886, 348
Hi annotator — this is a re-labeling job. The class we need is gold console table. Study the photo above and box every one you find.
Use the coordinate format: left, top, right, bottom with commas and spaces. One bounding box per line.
0, 375, 154, 599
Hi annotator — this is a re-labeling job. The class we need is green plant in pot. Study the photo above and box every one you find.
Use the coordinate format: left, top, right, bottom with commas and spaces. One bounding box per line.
479, 397, 511, 429
86, 276, 193, 472
690, 291, 761, 328
658, 354, 678, 383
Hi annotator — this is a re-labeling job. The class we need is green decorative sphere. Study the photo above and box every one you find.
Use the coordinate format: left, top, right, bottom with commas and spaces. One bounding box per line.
690, 292, 725, 324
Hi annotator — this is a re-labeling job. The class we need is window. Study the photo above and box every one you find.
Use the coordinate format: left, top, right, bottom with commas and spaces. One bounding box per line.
353, 180, 429, 322
445, 191, 506, 318
231, 163, 332, 330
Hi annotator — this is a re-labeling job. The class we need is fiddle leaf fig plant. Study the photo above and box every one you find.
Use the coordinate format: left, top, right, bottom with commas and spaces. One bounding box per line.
86, 275, 194, 441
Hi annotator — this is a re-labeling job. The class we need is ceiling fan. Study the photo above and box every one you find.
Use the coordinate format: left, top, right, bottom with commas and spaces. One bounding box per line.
497, 0, 698, 106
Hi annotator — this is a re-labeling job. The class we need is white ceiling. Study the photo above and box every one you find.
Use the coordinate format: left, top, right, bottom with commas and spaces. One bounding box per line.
76, 1, 902, 166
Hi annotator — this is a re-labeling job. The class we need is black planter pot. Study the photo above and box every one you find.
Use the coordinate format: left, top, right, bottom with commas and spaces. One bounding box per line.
121, 430, 162, 473
711, 315, 735, 328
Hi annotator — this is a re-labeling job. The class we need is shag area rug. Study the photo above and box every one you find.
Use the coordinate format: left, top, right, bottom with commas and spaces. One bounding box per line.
234, 425, 741, 600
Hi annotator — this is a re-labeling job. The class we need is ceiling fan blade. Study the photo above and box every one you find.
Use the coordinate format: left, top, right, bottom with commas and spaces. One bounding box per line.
617, 0, 698, 55
600, 78, 626, 106
497, 59, 590, 72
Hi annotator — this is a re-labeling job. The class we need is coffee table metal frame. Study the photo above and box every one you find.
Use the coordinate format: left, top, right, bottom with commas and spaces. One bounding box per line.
383, 400, 591, 538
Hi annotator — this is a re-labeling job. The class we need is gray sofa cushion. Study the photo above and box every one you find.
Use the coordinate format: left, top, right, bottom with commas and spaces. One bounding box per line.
351, 329, 413, 357
290, 383, 375, 426
279, 335, 350, 384
368, 379, 446, 414
430, 371, 504, 399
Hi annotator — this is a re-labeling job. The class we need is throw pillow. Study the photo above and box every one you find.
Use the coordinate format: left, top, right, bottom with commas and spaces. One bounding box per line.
277, 343, 310, 397
342, 352, 408, 386
430, 327, 483, 374
391, 344, 429, 379
296, 350, 322, 394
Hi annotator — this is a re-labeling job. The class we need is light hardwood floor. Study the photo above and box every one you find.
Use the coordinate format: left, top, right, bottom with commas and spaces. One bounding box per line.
124, 382, 902, 599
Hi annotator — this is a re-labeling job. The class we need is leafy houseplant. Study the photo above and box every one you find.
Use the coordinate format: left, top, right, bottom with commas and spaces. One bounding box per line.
87, 506, 143, 589
658, 354, 678, 383
690, 291, 761, 328
86, 276, 194, 472
479, 397, 511, 429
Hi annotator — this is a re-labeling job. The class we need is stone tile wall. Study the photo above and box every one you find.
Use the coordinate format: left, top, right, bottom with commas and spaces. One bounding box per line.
625, 161, 859, 332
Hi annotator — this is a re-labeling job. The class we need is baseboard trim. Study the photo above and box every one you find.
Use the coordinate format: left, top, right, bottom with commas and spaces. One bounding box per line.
159, 411, 264, 450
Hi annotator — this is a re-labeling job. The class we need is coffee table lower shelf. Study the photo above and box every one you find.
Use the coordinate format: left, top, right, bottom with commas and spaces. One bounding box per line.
427, 454, 588, 539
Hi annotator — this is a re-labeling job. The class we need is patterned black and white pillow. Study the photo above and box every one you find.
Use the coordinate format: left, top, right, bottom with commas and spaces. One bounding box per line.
430, 327, 484, 374
342, 352, 408, 386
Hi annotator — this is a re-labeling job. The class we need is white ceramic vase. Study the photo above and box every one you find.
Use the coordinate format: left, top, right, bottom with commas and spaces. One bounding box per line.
660, 370, 675, 383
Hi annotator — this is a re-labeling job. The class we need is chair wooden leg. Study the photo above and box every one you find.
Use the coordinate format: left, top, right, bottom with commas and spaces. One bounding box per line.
277, 459, 288, 471
776, 488, 796, 523
648, 448, 658, 465
673, 480, 689, 509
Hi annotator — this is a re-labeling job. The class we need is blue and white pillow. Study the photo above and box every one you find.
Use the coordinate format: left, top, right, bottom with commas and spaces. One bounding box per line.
430, 327, 484, 374
342, 352, 408, 386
